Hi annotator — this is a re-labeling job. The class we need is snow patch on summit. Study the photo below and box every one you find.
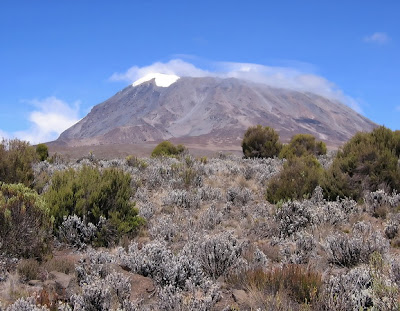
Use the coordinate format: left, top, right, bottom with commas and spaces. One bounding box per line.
132, 73, 180, 87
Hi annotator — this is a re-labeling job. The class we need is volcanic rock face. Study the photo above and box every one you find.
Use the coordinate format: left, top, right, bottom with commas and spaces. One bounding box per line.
57, 77, 376, 148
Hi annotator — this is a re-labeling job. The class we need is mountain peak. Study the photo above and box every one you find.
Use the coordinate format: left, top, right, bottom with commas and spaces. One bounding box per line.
132, 73, 180, 87
57, 76, 376, 149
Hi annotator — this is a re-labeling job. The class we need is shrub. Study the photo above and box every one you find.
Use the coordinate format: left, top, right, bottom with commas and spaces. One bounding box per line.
274, 200, 314, 238
197, 185, 222, 202
197, 232, 244, 279
69, 253, 140, 310
45, 166, 145, 246
120, 240, 205, 289
324, 222, 389, 268
198, 156, 208, 164
125, 155, 148, 169
58, 215, 98, 250
391, 258, 400, 287
137, 201, 155, 220
151, 141, 186, 157
70, 271, 134, 311
226, 186, 252, 205
149, 215, 179, 241
320, 254, 399, 310
385, 219, 399, 240
290, 232, 317, 264
364, 189, 400, 218
242, 125, 282, 158
162, 189, 200, 209
0, 183, 52, 259
320, 267, 373, 310
200, 204, 223, 230
157, 281, 220, 311
32, 162, 51, 194
5, 297, 50, 311
180, 167, 202, 188
369, 252, 400, 311
266, 155, 323, 203
279, 133, 327, 159
122, 241, 176, 286
322, 126, 400, 200
36, 143, 49, 161
310, 186, 358, 225
0, 139, 38, 187
75, 248, 116, 285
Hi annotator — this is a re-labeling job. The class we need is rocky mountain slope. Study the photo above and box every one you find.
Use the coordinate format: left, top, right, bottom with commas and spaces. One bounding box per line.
56, 76, 376, 148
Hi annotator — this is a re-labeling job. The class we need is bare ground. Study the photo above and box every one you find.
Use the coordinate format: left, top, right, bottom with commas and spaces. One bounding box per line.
48, 141, 243, 160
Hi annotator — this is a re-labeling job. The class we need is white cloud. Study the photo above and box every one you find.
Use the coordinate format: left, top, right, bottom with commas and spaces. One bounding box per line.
364, 32, 390, 44
110, 59, 209, 82
0, 129, 9, 140
13, 97, 80, 144
111, 59, 362, 112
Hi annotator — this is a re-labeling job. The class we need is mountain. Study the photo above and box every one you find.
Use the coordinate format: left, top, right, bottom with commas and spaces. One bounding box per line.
56, 76, 376, 149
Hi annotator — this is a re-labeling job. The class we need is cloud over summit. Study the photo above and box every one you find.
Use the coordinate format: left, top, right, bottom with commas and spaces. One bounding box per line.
111, 59, 361, 112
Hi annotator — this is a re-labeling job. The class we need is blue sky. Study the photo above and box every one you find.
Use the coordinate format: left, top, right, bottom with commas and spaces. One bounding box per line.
0, 1, 399, 143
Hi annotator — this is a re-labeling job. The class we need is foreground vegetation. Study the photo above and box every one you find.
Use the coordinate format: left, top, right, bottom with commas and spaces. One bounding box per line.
0, 126, 399, 310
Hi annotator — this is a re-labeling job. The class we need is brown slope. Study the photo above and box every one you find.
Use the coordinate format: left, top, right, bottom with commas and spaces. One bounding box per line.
56, 77, 376, 148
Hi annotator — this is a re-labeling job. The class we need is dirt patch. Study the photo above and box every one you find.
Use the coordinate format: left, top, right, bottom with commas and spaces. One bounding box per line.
49, 141, 243, 160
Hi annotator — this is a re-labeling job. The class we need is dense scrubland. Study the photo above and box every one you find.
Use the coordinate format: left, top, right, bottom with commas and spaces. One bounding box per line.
0, 126, 400, 310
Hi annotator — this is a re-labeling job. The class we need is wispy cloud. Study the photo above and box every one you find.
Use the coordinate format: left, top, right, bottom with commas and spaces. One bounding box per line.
111, 59, 362, 112
110, 59, 209, 82
8, 97, 81, 144
0, 129, 10, 140
364, 32, 390, 44
396, 106, 400, 112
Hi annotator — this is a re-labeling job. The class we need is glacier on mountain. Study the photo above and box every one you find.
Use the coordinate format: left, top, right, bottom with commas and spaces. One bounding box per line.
132, 73, 180, 87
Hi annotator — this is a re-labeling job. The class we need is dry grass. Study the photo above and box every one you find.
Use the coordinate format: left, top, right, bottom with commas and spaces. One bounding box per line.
227, 264, 322, 306
35, 288, 61, 311
391, 236, 400, 248
0, 273, 31, 306
372, 204, 389, 219
247, 289, 301, 311
41, 256, 75, 276
17, 259, 40, 282
257, 240, 282, 262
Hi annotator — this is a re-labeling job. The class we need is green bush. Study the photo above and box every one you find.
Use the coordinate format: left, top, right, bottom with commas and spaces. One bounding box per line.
0, 183, 52, 259
279, 133, 327, 159
126, 155, 148, 169
0, 139, 38, 187
45, 166, 145, 245
151, 141, 186, 157
322, 126, 400, 201
36, 143, 49, 161
242, 125, 282, 158
266, 155, 323, 203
